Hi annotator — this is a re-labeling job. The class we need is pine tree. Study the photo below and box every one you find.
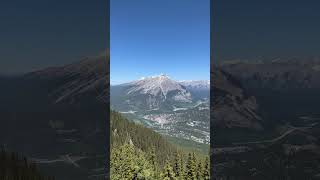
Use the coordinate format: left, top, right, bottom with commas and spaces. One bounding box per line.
180, 152, 185, 180
149, 146, 158, 179
161, 159, 176, 180
192, 152, 196, 164
203, 157, 210, 180
185, 153, 196, 180
196, 161, 203, 179
111, 143, 153, 179
172, 151, 181, 178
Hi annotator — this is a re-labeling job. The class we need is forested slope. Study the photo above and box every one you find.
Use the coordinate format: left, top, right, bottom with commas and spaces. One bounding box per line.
110, 110, 210, 179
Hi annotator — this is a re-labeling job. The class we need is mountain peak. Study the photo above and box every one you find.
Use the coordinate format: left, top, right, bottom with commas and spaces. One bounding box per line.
159, 73, 169, 78
139, 74, 171, 81
126, 74, 192, 103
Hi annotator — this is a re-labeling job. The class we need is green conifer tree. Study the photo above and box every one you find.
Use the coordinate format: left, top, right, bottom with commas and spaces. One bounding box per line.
196, 161, 203, 179
149, 146, 158, 179
111, 143, 153, 179
180, 152, 185, 180
161, 159, 176, 180
203, 157, 210, 180
185, 153, 196, 180
173, 151, 182, 178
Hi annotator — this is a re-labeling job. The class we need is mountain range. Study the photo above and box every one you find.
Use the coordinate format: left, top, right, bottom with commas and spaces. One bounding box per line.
212, 58, 320, 179
111, 75, 208, 111
4, 52, 320, 178
110, 74, 210, 147
0, 54, 109, 180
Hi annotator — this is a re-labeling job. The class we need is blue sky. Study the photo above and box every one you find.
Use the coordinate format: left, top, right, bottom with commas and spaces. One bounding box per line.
0, 0, 107, 74
213, 0, 320, 60
110, 0, 210, 84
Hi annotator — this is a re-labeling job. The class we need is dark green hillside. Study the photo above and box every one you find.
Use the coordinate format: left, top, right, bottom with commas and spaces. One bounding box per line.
0, 148, 54, 180
110, 110, 210, 179
111, 110, 177, 166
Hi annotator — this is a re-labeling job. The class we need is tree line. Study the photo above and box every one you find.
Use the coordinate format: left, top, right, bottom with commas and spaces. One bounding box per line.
0, 147, 54, 180
111, 142, 210, 179
110, 110, 210, 179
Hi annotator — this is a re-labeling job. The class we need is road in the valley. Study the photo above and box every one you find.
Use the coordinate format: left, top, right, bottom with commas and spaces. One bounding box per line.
232, 123, 317, 146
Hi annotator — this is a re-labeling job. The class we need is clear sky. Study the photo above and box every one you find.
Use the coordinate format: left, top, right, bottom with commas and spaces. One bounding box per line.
213, 0, 320, 60
110, 0, 210, 84
0, 0, 107, 75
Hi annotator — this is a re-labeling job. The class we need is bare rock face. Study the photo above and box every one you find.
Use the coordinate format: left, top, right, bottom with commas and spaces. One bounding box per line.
110, 74, 206, 111
211, 67, 263, 131
126, 74, 192, 104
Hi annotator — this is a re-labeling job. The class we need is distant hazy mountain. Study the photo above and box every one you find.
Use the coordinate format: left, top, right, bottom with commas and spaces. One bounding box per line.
179, 80, 210, 90
179, 80, 210, 100
221, 57, 320, 90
